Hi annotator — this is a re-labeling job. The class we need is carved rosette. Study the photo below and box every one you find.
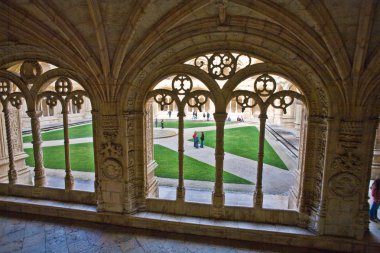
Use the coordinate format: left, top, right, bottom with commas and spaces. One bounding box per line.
102, 158, 122, 179
328, 172, 360, 197
99, 114, 124, 181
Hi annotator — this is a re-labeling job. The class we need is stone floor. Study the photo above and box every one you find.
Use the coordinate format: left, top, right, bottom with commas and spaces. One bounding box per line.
0, 211, 338, 253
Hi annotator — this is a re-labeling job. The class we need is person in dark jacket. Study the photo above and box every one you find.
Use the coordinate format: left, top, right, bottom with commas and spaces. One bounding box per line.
200, 131, 205, 148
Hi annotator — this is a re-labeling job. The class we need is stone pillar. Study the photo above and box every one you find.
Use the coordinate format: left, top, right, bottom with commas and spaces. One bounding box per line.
298, 115, 327, 232
371, 122, 380, 179
125, 110, 145, 212
176, 110, 185, 201
26, 111, 46, 187
212, 112, 227, 216
319, 119, 377, 239
288, 108, 307, 210
3, 105, 17, 184
253, 113, 267, 208
62, 108, 74, 190
144, 101, 158, 198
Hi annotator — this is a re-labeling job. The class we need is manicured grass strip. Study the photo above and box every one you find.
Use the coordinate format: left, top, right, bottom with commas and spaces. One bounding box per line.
190, 126, 288, 170
23, 124, 93, 143
24, 143, 95, 172
154, 144, 252, 184
155, 120, 234, 129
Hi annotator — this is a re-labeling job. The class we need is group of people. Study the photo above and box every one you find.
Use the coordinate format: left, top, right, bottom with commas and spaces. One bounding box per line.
192, 111, 211, 121
370, 178, 380, 222
192, 131, 205, 148
155, 118, 165, 129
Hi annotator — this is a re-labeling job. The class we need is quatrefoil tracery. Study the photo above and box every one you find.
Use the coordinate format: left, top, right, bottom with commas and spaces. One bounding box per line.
8, 94, 23, 109
236, 95, 257, 112
0, 79, 11, 98
208, 52, 236, 80
154, 93, 173, 110
45, 95, 58, 108
72, 94, 85, 111
55, 77, 73, 95
187, 94, 207, 112
271, 95, 294, 114
254, 74, 277, 97
172, 74, 193, 95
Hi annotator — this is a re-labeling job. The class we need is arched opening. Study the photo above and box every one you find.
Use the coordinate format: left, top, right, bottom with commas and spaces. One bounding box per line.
0, 60, 96, 193
139, 51, 317, 224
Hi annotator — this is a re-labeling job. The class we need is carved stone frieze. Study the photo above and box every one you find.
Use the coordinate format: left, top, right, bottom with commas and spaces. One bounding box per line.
100, 141, 123, 158
328, 172, 360, 197
331, 150, 361, 172
338, 120, 363, 149
102, 115, 119, 133
102, 158, 122, 180
8, 108, 22, 153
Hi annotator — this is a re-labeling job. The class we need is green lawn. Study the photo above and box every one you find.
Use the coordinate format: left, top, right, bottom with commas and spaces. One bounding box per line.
190, 126, 288, 170
24, 142, 252, 184
154, 144, 252, 184
23, 124, 93, 143
24, 143, 95, 172
156, 120, 234, 129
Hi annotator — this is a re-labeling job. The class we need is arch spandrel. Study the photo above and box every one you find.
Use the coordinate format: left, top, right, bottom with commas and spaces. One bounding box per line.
0, 70, 34, 110
135, 64, 224, 113
120, 34, 334, 118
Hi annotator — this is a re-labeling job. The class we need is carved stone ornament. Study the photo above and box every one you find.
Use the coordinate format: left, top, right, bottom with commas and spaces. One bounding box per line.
331, 150, 361, 172
20, 60, 42, 81
102, 158, 122, 179
328, 172, 360, 197
100, 141, 123, 158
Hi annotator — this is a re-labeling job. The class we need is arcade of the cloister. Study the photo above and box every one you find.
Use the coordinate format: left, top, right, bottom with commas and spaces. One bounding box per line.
1, 1, 380, 252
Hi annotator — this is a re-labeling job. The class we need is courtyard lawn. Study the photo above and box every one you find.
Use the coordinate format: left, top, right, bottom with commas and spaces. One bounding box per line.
191, 126, 288, 170
155, 120, 234, 129
24, 143, 95, 172
154, 144, 252, 184
23, 123, 93, 143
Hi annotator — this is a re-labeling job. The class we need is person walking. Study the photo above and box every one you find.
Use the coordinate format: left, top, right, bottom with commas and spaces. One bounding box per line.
200, 131, 205, 148
370, 178, 380, 222
206, 112, 210, 121
161, 119, 164, 129
155, 118, 158, 128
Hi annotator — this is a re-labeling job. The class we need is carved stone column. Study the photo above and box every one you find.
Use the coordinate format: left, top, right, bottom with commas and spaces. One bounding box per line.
97, 112, 125, 213
253, 113, 267, 208
176, 110, 185, 201
288, 107, 306, 210
3, 105, 17, 184
62, 108, 74, 190
212, 112, 227, 216
317, 118, 377, 239
26, 111, 46, 187
298, 115, 327, 231
144, 101, 158, 199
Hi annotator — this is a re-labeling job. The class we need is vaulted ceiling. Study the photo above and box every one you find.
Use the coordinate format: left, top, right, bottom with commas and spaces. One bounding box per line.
0, 0, 379, 106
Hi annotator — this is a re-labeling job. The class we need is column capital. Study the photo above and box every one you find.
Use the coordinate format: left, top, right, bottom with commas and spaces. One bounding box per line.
177, 111, 186, 117
26, 110, 43, 118
213, 112, 227, 122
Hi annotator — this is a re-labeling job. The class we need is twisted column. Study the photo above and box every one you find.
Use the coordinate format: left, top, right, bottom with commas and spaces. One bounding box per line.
62, 109, 74, 190
3, 105, 17, 184
254, 113, 267, 208
212, 112, 227, 211
176, 111, 185, 200
26, 111, 46, 187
